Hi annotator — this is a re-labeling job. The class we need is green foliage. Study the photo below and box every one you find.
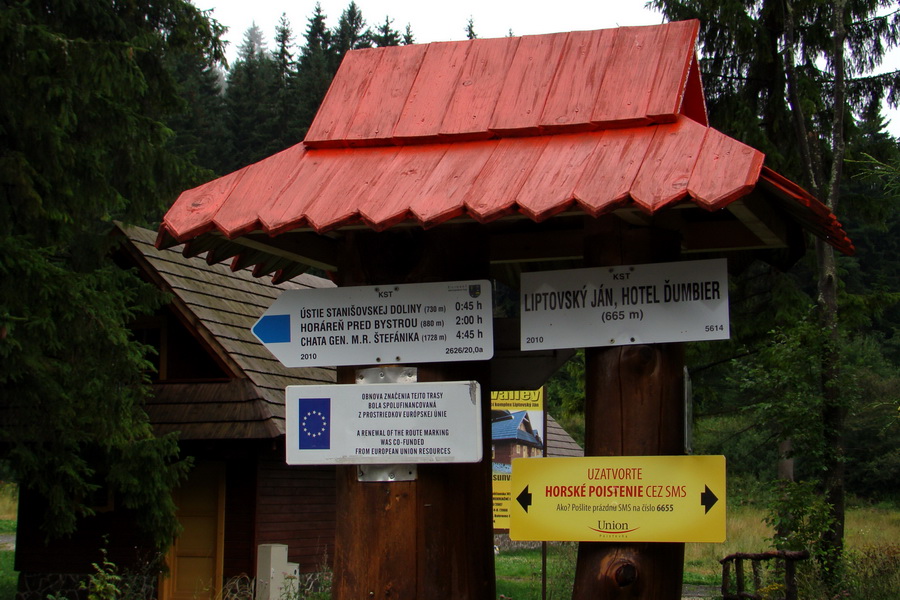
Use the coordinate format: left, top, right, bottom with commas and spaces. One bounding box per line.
165, 51, 231, 176
544, 350, 585, 446
0, 551, 16, 600
81, 547, 123, 600
493, 543, 577, 599
465, 16, 478, 40
795, 544, 900, 600
214, 2, 414, 171
279, 570, 333, 600
43, 543, 164, 600
766, 480, 835, 555
0, 0, 221, 550
649, 0, 900, 191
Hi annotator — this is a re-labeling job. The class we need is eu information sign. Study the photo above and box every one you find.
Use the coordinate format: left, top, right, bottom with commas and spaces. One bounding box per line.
252, 279, 493, 367
520, 259, 729, 350
285, 382, 483, 465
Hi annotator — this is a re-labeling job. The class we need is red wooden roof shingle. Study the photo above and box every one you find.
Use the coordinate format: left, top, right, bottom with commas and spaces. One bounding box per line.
158, 20, 853, 267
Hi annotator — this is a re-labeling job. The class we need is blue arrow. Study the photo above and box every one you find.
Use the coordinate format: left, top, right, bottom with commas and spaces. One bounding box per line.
253, 314, 291, 344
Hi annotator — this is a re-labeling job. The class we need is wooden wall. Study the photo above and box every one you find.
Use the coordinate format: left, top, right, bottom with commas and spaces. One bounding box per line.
223, 455, 257, 576
254, 451, 336, 573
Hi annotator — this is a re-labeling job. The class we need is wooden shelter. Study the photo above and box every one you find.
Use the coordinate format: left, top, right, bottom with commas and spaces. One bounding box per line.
156, 19, 853, 599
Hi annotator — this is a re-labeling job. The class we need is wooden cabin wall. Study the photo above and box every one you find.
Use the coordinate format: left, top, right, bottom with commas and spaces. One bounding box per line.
255, 451, 336, 573
223, 455, 257, 576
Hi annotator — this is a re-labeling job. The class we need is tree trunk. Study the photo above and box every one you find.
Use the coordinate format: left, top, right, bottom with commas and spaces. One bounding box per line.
818, 0, 848, 575
572, 217, 685, 599
816, 236, 846, 574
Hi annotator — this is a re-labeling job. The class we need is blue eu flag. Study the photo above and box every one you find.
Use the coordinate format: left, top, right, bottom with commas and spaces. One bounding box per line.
298, 397, 330, 450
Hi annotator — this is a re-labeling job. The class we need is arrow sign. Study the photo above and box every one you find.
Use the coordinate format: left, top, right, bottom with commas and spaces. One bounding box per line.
701, 485, 719, 514
253, 314, 291, 344
516, 486, 532, 513
252, 280, 494, 368
509, 455, 726, 543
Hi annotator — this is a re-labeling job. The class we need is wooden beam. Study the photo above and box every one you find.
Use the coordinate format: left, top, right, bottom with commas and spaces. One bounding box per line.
573, 217, 685, 600
233, 231, 340, 272
725, 193, 789, 249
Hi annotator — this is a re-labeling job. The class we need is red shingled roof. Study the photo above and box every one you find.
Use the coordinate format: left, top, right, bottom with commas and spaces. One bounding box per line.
158, 20, 853, 267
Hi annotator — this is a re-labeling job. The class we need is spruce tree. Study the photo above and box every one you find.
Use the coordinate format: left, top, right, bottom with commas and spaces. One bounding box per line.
403, 24, 416, 45
166, 51, 232, 175
331, 1, 372, 69
225, 24, 279, 170
465, 16, 478, 40
270, 14, 305, 153
0, 0, 224, 549
296, 4, 336, 132
371, 16, 403, 47
650, 0, 900, 574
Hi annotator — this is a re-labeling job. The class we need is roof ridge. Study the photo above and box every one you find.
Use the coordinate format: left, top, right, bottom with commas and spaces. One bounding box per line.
305, 20, 704, 149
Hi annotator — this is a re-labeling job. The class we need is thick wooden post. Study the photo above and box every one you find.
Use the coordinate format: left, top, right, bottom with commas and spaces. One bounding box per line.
572, 217, 686, 599
331, 227, 495, 599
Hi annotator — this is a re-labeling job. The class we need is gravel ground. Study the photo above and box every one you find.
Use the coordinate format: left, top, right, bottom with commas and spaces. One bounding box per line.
682, 584, 719, 598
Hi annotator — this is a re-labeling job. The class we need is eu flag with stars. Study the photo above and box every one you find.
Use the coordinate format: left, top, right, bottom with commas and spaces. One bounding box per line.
298, 397, 330, 450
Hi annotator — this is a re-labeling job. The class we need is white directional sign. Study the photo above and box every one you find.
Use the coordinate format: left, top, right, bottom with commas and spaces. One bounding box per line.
520, 259, 729, 350
285, 382, 483, 465
252, 280, 493, 367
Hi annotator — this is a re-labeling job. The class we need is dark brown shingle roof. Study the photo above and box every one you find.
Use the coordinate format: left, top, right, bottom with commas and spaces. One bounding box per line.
120, 225, 335, 440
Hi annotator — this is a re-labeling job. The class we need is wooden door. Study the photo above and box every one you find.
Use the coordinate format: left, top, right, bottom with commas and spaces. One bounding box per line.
160, 462, 225, 600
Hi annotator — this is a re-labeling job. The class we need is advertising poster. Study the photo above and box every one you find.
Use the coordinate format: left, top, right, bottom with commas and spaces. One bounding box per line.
491, 388, 545, 531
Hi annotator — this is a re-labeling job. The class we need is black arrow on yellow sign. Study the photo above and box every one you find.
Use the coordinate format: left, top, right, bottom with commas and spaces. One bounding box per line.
701, 485, 719, 514
516, 486, 532, 513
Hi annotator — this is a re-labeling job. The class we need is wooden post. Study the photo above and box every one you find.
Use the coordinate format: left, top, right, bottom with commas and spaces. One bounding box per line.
331, 227, 495, 599
572, 216, 686, 599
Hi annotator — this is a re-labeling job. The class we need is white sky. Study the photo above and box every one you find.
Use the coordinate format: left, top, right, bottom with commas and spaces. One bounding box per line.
197, 0, 899, 136
197, 0, 665, 62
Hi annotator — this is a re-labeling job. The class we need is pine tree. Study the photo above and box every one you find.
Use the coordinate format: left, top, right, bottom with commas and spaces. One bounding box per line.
0, 0, 224, 550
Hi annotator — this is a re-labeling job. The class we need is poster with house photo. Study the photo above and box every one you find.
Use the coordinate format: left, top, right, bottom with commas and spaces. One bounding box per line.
491, 389, 545, 531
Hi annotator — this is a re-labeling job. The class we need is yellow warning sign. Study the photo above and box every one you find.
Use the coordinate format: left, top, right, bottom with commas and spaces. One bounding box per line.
509, 455, 726, 543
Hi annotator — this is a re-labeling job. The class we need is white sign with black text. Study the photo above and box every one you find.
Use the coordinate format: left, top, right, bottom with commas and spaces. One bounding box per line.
252, 280, 493, 367
520, 259, 730, 350
285, 382, 483, 465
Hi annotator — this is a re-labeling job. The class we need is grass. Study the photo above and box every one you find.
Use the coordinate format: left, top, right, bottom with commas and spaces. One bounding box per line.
0, 485, 15, 522
495, 503, 900, 599
0, 484, 17, 600
0, 480, 895, 600
0, 551, 14, 600
494, 542, 577, 600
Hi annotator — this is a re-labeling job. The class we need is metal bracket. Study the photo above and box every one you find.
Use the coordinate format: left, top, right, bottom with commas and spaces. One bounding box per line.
357, 464, 417, 482
356, 366, 418, 482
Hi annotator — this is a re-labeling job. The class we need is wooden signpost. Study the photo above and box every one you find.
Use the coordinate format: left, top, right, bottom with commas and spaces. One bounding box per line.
162, 21, 854, 600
